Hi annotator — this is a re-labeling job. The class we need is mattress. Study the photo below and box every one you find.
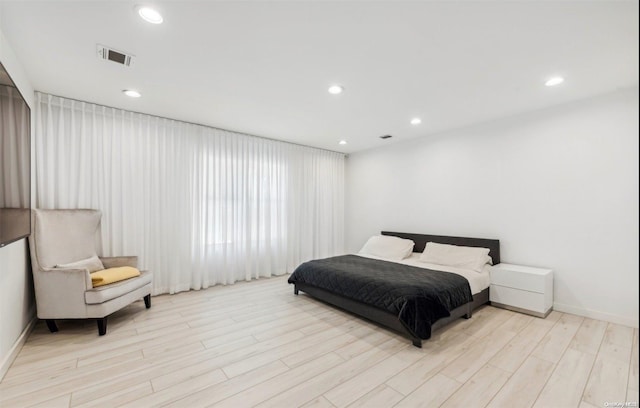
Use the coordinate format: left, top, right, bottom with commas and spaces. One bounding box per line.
357, 252, 491, 295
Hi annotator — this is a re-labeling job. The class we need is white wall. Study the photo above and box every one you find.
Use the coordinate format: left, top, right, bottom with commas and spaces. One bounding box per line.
346, 87, 639, 327
0, 4, 36, 378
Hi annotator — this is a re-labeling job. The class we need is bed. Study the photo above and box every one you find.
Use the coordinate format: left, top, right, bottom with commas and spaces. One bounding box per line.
288, 231, 500, 347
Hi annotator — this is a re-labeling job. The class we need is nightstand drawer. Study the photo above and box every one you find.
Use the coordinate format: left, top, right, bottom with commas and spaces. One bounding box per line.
490, 284, 548, 315
491, 264, 552, 293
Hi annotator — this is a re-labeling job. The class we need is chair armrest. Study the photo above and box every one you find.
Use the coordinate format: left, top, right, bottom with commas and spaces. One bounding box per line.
100, 256, 138, 269
33, 268, 93, 318
40, 267, 93, 291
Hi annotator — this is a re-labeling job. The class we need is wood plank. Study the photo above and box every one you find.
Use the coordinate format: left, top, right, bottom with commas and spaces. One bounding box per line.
324, 346, 424, 407
163, 360, 290, 408
299, 314, 354, 335
256, 339, 407, 408
45, 327, 303, 407
545, 311, 563, 323
440, 329, 516, 382
221, 322, 355, 377
394, 374, 461, 408
66, 342, 221, 405
488, 317, 557, 375
489, 335, 539, 373
119, 369, 228, 407
498, 312, 536, 334
487, 356, 555, 408
73, 381, 153, 408
579, 401, 600, 408
302, 396, 336, 408
457, 306, 512, 339
1, 351, 160, 406
532, 313, 584, 363
517, 317, 557, 343
602, 323, 634, 348
1, 359, 79, 387
214, 353, 346, 408
569, 318, 608, 355
582, 324, 631, 407
385, 332, 475, 395
582, 352, 629, 407
28, 394, 72, 408
441, 364, 510, 408
332, 329, 399, 361
627, 388, 639, 406
77, 349, 144, 368
282, 327, 374, 368
346, 384, 404, 408
533, 348, 596, 408
629, 329, 639, 392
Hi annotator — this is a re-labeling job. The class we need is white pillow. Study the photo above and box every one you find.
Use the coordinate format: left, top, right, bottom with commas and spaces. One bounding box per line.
358, 235, 415, 261
55, 255, 104, 273
419, 242, 491, 273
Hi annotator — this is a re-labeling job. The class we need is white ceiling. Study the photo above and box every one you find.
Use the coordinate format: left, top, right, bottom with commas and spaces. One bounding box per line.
1, 1, 637, 153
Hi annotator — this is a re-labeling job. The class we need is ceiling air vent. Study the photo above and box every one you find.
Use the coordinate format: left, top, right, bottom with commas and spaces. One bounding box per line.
379, 135, 393, 139
97, 44, 134, 66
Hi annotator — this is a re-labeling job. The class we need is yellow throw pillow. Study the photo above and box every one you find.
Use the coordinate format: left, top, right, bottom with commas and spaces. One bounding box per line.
90, 266, 141, 288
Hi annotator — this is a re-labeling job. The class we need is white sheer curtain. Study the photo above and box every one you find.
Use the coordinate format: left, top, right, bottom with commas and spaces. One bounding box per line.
34, 93, 344, 294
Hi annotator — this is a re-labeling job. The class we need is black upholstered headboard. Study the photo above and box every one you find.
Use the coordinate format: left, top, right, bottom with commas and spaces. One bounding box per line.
381, 231, 501, 265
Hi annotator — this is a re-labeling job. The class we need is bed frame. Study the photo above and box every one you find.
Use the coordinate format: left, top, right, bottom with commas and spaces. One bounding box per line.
292, 231, 500, 348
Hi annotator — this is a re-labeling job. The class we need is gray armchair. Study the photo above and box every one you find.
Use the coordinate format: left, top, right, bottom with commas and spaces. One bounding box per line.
28, 209, 152, 335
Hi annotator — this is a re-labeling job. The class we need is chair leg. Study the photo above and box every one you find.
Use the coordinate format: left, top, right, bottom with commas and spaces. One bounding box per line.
97, 317, 108, 336
144, 294, 151, 309
45, 319, 58, 333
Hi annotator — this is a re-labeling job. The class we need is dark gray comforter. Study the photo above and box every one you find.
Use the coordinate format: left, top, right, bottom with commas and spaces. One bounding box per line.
288, 255, 473, 339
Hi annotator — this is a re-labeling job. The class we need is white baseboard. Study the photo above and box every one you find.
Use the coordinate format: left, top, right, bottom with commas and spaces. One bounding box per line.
553, 302, 639, 328
0, 317, 37, 381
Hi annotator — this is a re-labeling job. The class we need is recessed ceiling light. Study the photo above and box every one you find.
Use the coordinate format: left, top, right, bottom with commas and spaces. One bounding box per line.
138, 6, 163, 24
410, 118, 422, 125
545, 76, 564, 87
123, 89, 142, 98
328, 85, 344, 95
339, 140, 347, 145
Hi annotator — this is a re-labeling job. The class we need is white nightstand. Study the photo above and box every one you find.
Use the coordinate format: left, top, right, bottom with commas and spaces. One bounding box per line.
490, 263, 553, 318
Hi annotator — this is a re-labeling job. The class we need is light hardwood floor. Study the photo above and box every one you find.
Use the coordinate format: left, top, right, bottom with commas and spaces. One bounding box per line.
1, 276, 637, 408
